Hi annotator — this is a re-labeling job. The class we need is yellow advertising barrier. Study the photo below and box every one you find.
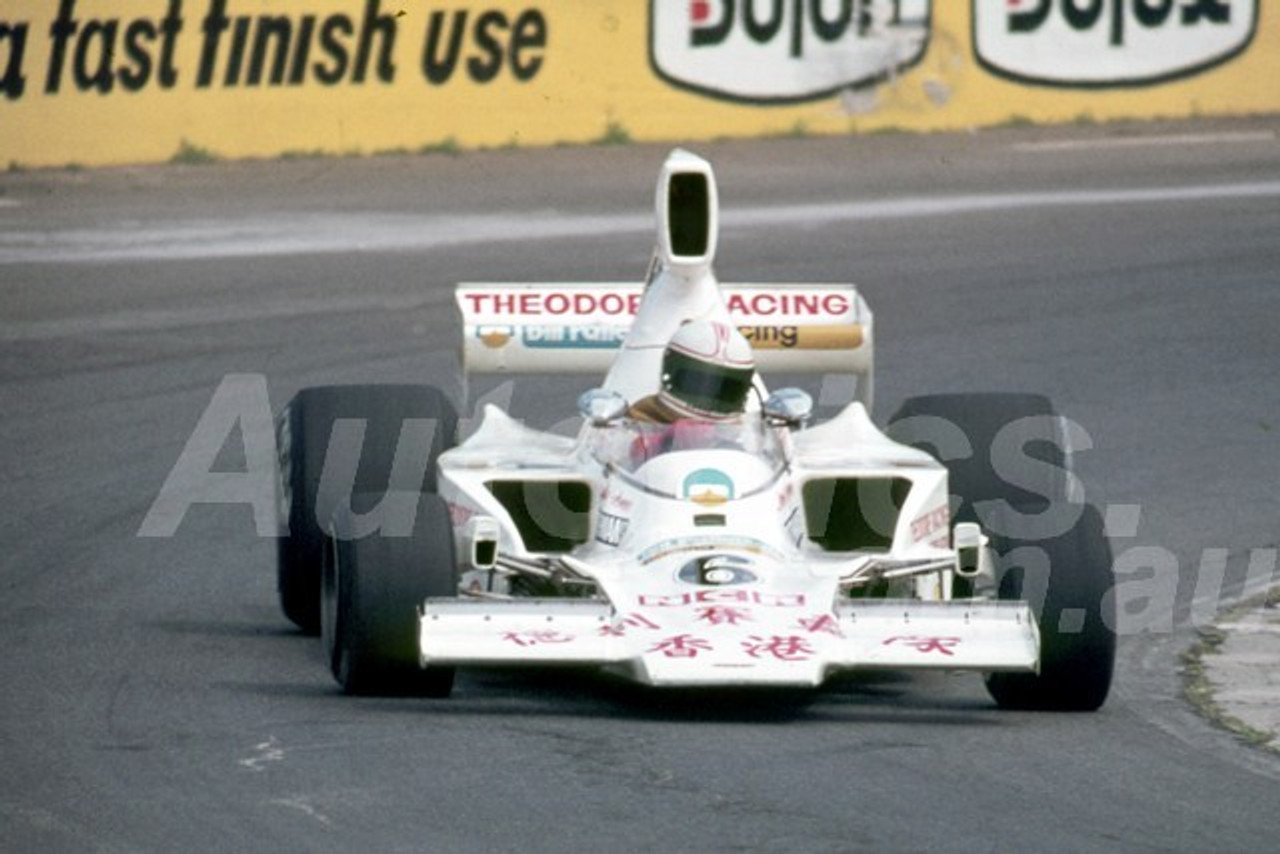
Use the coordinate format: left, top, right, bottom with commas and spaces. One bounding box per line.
2, 1, 1277, 168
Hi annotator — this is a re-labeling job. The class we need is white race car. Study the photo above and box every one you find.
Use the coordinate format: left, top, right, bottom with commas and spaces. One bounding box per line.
276, 150, 1115, 710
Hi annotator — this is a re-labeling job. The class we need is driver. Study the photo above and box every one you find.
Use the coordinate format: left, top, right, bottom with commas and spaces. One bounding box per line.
630, 319, 756, 424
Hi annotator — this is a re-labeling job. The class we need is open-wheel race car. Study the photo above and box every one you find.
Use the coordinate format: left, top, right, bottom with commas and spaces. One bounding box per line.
276, 149, 1116, 710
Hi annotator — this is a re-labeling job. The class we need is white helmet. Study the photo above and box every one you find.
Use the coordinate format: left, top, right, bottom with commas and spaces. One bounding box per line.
658, 320, 755, 419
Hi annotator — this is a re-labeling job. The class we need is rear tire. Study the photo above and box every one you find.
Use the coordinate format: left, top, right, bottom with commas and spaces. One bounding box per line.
887, 393, 1069, 525
324, 491, 458, 697
276, 385, 456, 634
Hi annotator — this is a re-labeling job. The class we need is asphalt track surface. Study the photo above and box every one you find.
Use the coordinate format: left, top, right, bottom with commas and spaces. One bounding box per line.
2, 118, 1279, 853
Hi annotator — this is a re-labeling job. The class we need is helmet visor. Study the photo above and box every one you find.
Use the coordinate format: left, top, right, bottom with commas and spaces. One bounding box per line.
663, 350, 754, 416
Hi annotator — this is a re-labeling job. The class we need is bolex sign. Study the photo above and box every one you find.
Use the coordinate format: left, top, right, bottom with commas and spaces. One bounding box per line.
650, 0, 932, 103
974, 0, 1258, 87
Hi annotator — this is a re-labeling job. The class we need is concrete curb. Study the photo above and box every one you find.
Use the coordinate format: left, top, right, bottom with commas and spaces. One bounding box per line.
1187, 589, 1280, 753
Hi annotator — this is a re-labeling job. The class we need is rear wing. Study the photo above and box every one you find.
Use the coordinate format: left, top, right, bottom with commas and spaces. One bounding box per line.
454, 149, 875, 410
456, 281, 874, 405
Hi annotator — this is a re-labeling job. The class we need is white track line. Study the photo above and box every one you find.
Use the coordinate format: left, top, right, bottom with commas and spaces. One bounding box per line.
1013, 131, 1276, 153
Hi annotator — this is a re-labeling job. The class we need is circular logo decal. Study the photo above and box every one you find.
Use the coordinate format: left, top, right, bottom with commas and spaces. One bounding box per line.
682, 468, 735, 505
678, 554, 757, 586
477, 325, 513, 348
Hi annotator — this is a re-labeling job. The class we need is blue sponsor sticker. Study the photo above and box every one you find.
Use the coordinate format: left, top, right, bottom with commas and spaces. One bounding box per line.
521, 325, 628, 349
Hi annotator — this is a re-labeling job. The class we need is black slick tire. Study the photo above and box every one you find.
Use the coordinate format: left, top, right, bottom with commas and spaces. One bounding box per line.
983, 503, 1116, 711
276, 385, 457, 634
323, 491, 458, 697
888, 393, 1115, 710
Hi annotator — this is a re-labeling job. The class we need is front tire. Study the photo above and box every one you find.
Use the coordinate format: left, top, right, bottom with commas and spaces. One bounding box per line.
324, 491, 458, 697
888, 393, 1115, 710
984, 503, 1116, 711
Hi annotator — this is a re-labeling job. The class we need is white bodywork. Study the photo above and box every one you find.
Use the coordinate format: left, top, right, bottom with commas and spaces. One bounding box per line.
421, 150, 1038, 687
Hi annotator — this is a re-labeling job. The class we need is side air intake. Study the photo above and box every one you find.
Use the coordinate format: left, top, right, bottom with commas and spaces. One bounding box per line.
802, 477, 912, 552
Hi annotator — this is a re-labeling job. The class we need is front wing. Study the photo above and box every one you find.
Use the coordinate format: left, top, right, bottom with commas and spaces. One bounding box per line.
419, 599, 1038, 687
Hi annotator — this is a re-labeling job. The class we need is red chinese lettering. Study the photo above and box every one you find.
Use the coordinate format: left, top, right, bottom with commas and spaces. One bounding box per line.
882, 636, 960, 656
639, 593, 691, 607
695, 588, 751, 604
742, 635, 815, 662
639, 591, 805, 608
797, 613, 844, 637
696, 605, 753, 626
602, 613, 662, 636
649, 634, 713, 658
752, 591, 806, 607
502, 630, 575, 648
622, 613, 662, 631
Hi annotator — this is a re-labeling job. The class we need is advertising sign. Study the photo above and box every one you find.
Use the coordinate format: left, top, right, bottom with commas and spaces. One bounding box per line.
457, 282, 870, 375
2, 2, 1277, 167
973, 0, 1258, 87
650, 0, 932, 102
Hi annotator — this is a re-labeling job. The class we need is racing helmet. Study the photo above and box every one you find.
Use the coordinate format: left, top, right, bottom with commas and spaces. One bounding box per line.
658, 319, 755, 419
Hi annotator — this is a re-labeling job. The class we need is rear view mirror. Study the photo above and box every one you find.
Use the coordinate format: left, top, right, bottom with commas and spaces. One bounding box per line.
763, 387, 813, 426
577, 388, 628, 425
